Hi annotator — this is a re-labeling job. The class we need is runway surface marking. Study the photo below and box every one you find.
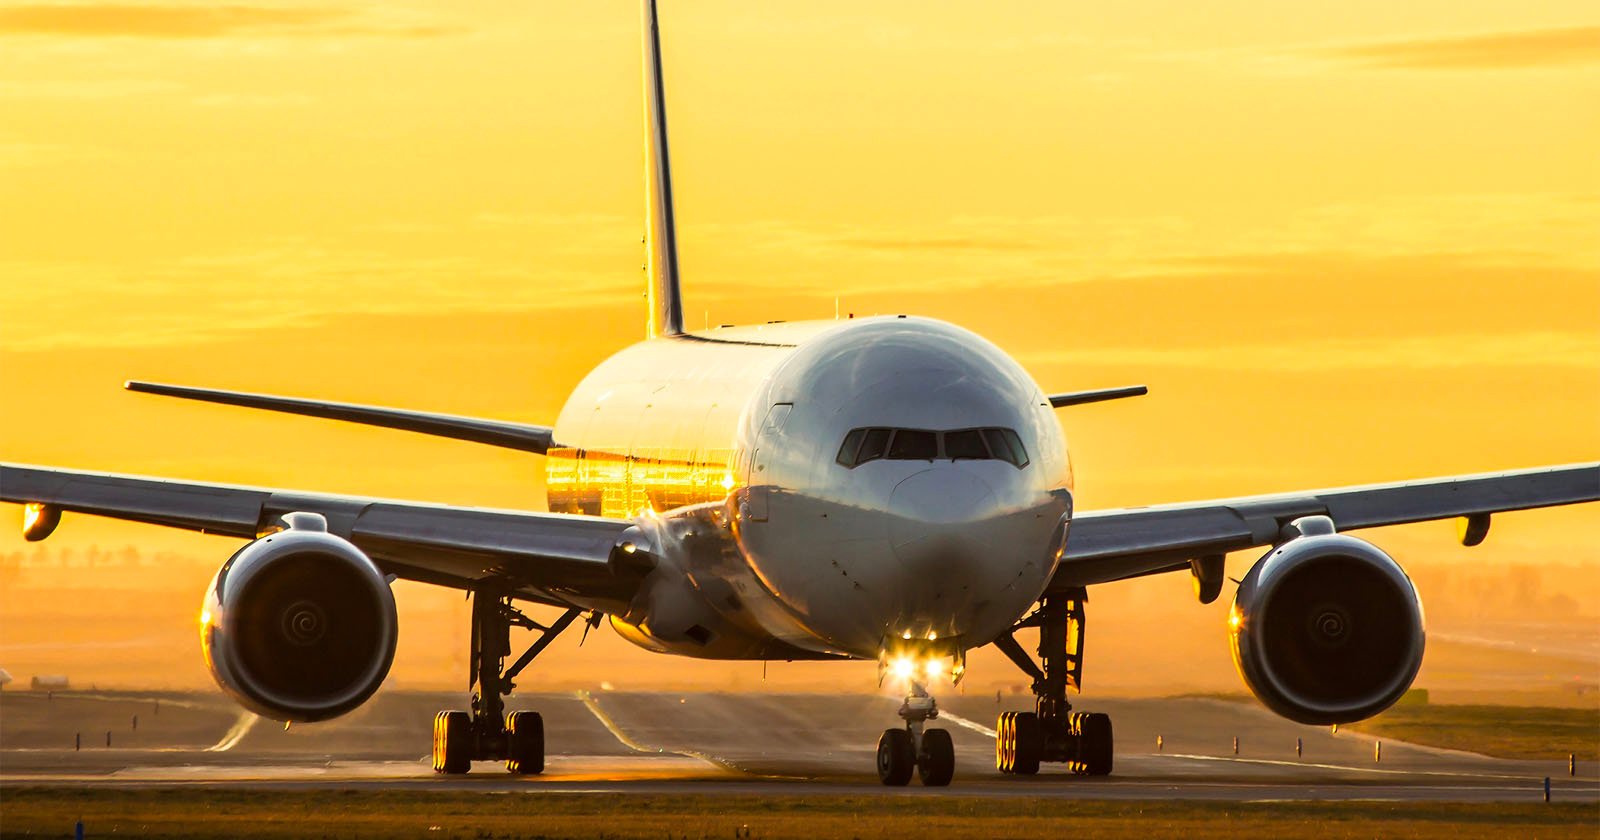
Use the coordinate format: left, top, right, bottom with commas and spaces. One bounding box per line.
204, 712, 259, 752
573, 690, 731, 774
1160, 752, 1557, 782
574, 691, 658, 754
937, 710, 997, 739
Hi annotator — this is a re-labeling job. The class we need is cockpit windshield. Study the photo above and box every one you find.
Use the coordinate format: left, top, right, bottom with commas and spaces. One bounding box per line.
835, 427, 1029, 468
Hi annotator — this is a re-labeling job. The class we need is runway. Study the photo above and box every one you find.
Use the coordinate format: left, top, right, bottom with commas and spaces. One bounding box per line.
2, 690, 1593, 803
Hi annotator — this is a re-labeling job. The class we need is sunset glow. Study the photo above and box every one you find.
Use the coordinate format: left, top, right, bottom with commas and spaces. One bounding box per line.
0, 1, 1595, 694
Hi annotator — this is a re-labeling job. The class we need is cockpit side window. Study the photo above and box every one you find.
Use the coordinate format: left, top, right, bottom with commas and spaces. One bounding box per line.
856, 428, 892, 465
835, 428, 867, 467
1000, 428, 1030, 468
981, 428, 1019, 467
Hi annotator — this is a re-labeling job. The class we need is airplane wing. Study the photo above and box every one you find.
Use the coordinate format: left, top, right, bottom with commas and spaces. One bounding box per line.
0, 463, 645, 609
125, 381, 556, 454
1053, 462, 1600, 589
1046, 385, 1147, 408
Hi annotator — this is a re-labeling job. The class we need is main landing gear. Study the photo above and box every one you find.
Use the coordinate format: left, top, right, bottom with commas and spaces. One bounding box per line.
878, 680, 955, 786
991, 588, 1113, 776
432, 590, 585, 775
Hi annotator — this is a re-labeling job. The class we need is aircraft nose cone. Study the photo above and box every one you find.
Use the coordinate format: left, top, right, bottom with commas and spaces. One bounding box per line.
888, 468, 996, 565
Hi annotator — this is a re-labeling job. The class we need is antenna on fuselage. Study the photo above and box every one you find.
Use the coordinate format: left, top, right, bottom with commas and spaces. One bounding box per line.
642, 0, 684, 338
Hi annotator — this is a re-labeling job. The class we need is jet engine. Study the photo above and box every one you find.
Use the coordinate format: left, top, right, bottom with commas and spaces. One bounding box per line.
201, 512, 397, 722
1229, 515, 1424, 725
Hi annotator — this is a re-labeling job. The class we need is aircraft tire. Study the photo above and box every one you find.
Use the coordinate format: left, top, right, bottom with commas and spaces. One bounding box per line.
918, 727, 955, 786
505, 711, 545, 775
877, 728, 915, 786
433, 710, 471, 775
1071, 712, 1113, 776
996, 712, 1015, 773
1011, 712, 1042, 775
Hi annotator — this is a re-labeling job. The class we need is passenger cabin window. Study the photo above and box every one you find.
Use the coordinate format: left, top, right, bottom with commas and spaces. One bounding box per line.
834, 426, 1029, 468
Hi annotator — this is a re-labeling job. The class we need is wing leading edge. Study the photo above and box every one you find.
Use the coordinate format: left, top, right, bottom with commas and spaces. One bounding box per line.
1054, 462, 1600, 588
0, 463, 643, 608
125, 381, 556, 454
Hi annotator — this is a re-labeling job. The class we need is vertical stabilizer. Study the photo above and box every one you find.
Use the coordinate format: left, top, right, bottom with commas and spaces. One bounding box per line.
642, 0, 684, 338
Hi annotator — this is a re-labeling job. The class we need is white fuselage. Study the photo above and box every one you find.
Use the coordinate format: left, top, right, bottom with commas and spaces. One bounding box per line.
546, 316, 1074, 663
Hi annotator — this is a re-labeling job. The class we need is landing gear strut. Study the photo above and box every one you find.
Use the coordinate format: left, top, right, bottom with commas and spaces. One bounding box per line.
992, 588, 1113, 776
432, 590, 585, 775
878, 680, 955, 787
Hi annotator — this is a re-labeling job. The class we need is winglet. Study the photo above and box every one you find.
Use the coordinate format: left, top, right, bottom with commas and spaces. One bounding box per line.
642, 0, 684, 338
1047, 385, 1149, 408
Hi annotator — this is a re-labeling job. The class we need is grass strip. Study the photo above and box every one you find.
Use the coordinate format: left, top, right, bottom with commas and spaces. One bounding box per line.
2, 789, 1597, 840
1346, 705, 1598, 761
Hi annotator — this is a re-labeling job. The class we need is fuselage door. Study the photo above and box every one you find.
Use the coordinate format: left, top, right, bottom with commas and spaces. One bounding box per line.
746, 403, 792, 522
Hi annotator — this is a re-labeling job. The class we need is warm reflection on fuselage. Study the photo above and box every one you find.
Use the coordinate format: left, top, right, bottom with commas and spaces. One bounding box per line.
546, 446, 735, 518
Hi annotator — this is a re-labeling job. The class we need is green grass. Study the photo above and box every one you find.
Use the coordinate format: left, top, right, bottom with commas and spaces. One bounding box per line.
2, 789, 1596, 840
1347, 705, 1599, 761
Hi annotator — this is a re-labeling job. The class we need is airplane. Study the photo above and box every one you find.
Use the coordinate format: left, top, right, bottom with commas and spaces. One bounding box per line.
3, 0, 1597, 787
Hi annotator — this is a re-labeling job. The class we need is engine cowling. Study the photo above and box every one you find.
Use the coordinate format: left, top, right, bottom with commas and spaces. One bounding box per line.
201, 512, 397, 722
1229, 516, 1424, 725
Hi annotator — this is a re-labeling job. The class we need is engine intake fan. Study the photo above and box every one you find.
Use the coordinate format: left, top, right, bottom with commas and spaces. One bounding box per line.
201, 512, 397, 722
1229, 515, 1424, 725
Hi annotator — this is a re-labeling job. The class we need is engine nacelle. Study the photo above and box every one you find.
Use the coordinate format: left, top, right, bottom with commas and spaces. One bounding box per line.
201, 512, 397, 722
1229, 516, 1424, 725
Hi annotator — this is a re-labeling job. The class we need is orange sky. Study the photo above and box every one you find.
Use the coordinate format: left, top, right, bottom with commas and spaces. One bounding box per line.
0, 2, 1596, 693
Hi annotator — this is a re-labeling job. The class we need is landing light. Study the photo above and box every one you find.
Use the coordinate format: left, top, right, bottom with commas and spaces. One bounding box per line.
889, 657, 916, 680
924, 658, 944, 679
901, 630, 912, 640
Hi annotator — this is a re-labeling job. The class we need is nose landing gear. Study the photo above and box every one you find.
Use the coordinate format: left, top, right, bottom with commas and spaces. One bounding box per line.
431, 591, 586, 776
877, 680, 956, 786
992, 588, 1114, 776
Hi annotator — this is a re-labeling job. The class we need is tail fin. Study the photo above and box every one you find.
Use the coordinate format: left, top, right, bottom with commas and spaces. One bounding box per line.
642, 0, 684, 338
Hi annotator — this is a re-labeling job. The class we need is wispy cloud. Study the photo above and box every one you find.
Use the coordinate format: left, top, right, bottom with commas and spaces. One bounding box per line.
1322, 26, 1600, 71
1018, 332, 1600, 373
0, 4, 456, 40
831, 236, 1048, 254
